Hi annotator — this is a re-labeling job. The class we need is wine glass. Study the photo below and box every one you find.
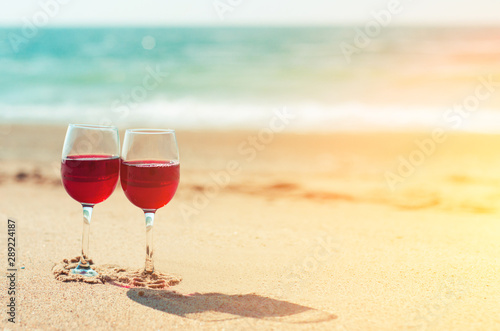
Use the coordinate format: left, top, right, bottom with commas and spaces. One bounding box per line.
120, 129, 180, 274
61, 124, 120, 276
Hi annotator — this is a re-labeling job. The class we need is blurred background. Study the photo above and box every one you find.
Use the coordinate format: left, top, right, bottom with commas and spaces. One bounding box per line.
1, 0, 499, 132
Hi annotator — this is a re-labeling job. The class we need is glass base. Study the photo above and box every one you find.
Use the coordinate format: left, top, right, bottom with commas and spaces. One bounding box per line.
71, 263, 98, 277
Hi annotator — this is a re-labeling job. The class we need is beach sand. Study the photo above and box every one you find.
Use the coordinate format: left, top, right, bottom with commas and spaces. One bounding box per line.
1, 124, 499, 330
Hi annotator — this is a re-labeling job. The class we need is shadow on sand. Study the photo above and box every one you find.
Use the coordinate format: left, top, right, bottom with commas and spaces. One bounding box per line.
127, 289, 337, 324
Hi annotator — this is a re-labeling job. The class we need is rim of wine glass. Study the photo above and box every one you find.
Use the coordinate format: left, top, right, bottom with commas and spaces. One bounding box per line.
69, 123, 118, 131
125, 129, 176, 134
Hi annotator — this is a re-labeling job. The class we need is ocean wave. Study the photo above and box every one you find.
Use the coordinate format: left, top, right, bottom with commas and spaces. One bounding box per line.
3, 101, 500, 133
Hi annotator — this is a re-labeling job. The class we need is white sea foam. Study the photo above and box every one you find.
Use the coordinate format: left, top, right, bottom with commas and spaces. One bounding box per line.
3, 101, 500, 133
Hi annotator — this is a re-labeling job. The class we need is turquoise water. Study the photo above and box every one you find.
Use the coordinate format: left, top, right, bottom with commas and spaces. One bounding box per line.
0, 27, 345, 104
1, 27, 500, 131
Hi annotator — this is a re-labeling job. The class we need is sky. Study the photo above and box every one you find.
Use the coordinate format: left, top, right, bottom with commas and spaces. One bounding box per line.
0, 0, 499, 26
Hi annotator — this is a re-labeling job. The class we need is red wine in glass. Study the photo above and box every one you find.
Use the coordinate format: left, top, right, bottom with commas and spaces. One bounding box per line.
120, 129, 180, 274
61, 124, 120, 277
120, 160, 180, 210
62, 155, 120, 205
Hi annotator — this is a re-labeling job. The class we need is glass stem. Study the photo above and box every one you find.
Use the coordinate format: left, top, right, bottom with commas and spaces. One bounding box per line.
80, 205, 93, 268
144, 211, 155, 273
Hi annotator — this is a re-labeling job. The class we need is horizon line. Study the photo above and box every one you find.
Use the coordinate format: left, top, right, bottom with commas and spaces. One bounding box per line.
1, 22, 500, 29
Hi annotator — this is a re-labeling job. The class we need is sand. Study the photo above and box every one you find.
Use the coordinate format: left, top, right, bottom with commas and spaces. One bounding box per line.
52, 256, 182, 288
1, 124, 499, 330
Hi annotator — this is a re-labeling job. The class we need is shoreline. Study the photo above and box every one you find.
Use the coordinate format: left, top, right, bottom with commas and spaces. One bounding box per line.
5, 102, 500, 134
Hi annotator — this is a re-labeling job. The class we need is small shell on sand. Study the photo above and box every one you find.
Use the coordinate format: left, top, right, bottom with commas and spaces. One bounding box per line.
52, 257, 182, 289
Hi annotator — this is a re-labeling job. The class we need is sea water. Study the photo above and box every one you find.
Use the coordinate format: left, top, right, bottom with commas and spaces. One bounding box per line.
1, 26, 500, 132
